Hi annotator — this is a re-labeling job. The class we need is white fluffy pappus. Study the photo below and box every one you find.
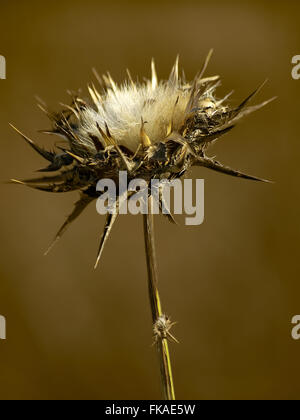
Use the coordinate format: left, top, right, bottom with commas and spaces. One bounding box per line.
73, 56, 217, 153
79, 80, 190, 151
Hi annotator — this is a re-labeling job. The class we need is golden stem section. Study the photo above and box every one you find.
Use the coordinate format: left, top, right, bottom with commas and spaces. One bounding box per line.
143, 196, 176, 400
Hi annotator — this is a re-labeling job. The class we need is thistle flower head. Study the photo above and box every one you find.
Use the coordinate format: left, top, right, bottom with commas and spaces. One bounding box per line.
11, 51, 274, 267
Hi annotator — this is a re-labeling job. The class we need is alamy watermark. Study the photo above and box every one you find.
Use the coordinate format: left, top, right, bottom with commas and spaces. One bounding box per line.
96, 172, 204, 226
292, 55, 300, 80
291, 315, 300, 340
0, 55, 6, 79
0, 315, 6, 340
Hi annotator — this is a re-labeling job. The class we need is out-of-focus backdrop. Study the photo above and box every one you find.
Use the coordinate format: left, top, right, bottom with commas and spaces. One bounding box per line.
0, 0, 299, 400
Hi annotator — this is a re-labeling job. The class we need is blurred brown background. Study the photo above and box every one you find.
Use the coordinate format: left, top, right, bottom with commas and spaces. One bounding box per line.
0, 0, 299, 400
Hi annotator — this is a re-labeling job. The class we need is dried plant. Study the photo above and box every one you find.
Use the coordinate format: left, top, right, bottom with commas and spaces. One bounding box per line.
10, 50, 274, 399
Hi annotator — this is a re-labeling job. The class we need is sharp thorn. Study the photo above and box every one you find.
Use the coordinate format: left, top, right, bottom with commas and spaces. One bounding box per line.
94, 212, 118, 269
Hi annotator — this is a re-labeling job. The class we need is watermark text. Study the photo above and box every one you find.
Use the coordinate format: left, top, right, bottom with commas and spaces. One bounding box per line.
292, 55, 300, 80
0, 55, 6, 79
96, 172, 204, 226
291, 315, 300, 340
0, 315, 6, 340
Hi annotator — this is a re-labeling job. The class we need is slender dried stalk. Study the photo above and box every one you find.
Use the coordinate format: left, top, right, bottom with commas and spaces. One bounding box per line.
143, 196, 176, 400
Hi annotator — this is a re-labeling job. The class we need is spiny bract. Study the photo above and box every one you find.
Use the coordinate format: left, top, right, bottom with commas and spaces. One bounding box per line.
11, 51, 274, 267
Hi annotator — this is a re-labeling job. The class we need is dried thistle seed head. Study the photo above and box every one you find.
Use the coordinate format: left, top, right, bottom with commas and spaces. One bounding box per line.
10, 51, 274, 267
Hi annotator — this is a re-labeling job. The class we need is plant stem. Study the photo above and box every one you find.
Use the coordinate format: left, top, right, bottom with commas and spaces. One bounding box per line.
143, 196, 176, 400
